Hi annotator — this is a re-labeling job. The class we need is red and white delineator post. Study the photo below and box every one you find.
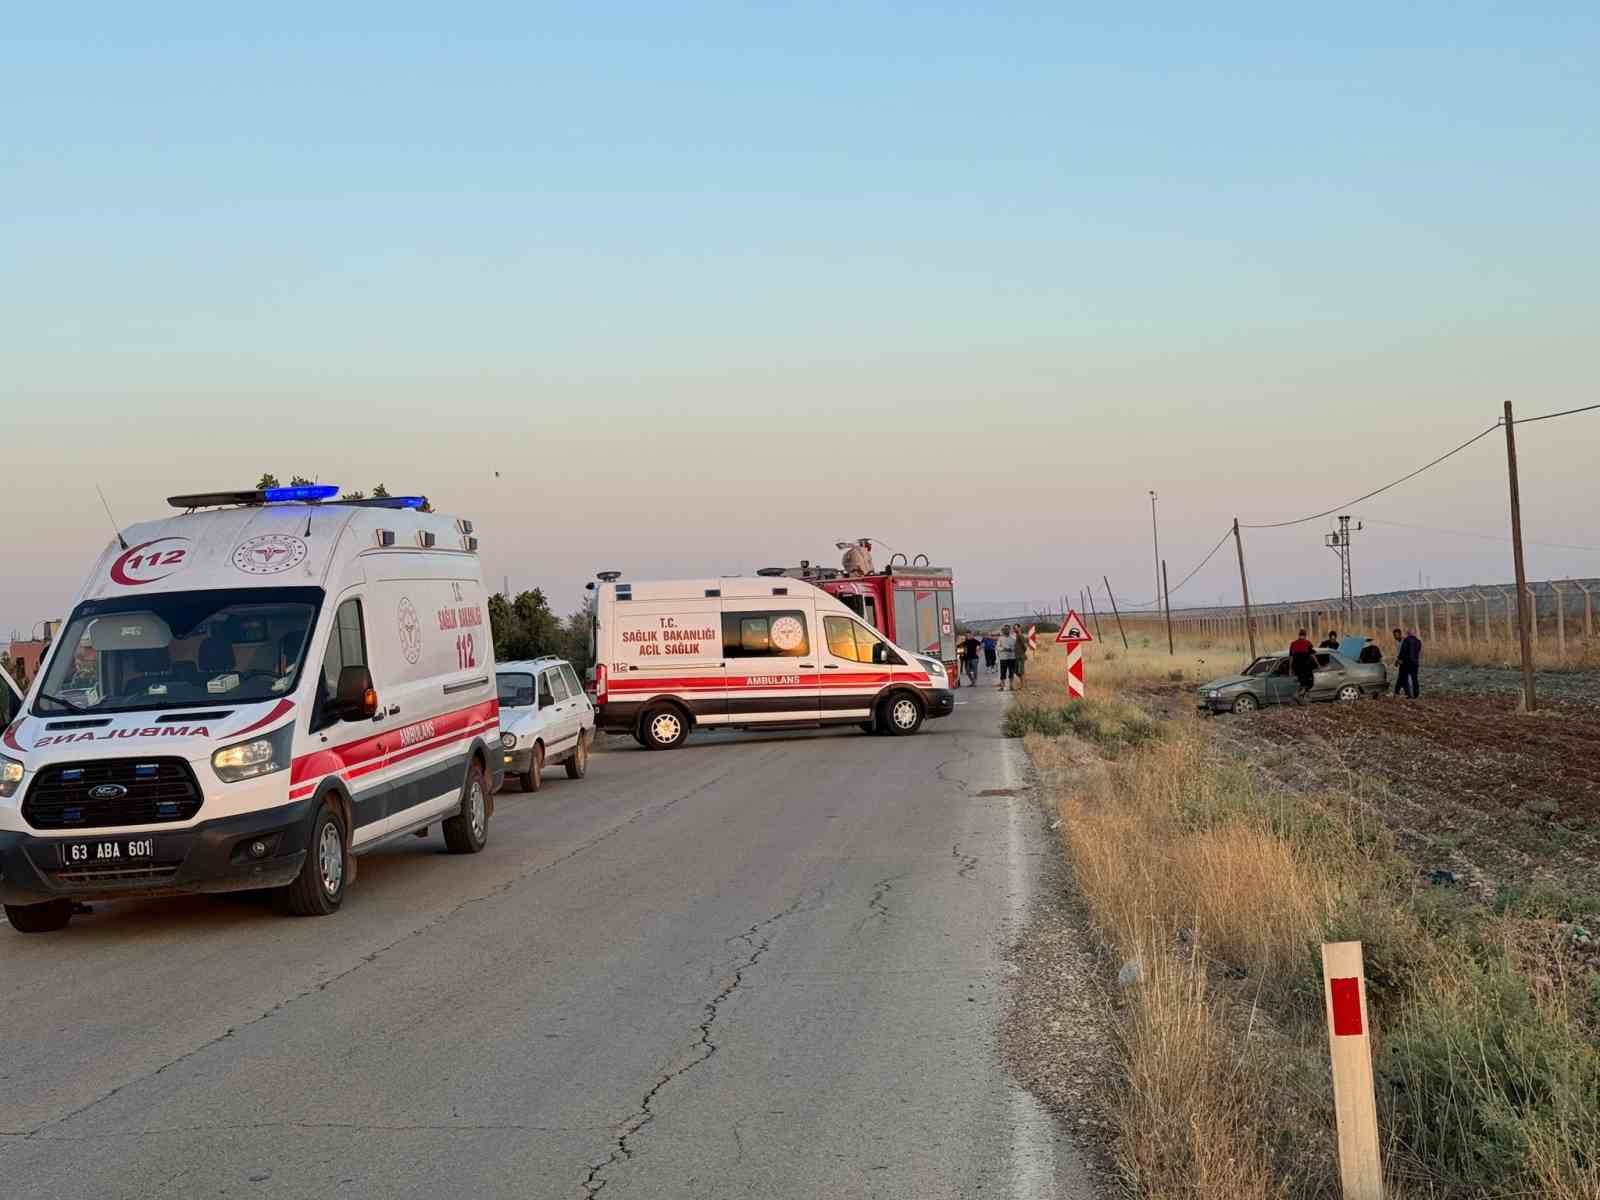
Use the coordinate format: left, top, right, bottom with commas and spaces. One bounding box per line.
1055, 609, 1093, 700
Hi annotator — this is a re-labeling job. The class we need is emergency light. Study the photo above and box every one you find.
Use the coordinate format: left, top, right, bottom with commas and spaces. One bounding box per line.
166, 487, 430, 511
264, 484, 341, 503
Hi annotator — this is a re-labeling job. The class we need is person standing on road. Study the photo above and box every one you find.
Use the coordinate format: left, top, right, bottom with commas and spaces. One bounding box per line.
982, 632, 997, 673
1395, 628, 1422, 699
1289, 628, 1317, 705
996, 625, 1017, 691
1320, 630, 1341, 649
959, 633, 980, 687
1012, 624, 1029, 688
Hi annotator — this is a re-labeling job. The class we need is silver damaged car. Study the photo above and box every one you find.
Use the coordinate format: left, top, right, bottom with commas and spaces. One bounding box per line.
1197, 650, 1387, 714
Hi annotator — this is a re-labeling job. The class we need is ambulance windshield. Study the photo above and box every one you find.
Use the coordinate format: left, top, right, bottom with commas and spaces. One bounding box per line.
34, 588, 322, 716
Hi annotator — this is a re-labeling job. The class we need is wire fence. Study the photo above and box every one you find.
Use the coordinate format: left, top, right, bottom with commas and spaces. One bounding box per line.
1110, 577, 1600, 663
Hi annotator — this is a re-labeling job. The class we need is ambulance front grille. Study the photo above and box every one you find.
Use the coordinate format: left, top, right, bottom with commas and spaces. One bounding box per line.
22, 758, 203, 830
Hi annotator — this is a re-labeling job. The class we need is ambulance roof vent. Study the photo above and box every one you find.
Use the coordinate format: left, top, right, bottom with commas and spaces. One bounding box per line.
416, 531, 437, 548
374, 530, 396, 548
755, 567, 786, 577
456, 518, 474, 535
462, 536, 479, 552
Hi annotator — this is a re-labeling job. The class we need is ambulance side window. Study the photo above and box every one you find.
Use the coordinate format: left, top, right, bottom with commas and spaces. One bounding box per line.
313, 600, 368, 731
723, 611, 810, 658
824, 617, 904, 666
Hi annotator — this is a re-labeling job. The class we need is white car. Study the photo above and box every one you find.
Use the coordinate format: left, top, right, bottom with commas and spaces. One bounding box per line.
496, 658, 594, 792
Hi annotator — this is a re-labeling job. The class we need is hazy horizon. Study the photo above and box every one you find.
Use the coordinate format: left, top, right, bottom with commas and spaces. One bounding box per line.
6, 4, 1598, 637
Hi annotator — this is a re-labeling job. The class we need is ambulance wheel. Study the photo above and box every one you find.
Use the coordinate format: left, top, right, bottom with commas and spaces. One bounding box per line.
880, 693, 925, 736
279, 799, 347, 916
520, 742, 544, 793
566, 731, 590, 779
5, 899, 75, 933
444, 762, 491, 854
640, 704, 690, 750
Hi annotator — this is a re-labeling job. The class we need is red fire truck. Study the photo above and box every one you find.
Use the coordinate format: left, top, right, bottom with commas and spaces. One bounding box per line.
759, 553, 959, 686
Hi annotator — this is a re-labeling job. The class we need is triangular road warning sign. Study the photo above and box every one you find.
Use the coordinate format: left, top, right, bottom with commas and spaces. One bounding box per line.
1055, 609, 1093, 644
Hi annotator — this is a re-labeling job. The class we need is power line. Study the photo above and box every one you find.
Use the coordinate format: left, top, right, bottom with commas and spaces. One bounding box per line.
1356, 515, 1600, 555
1240, 423, 1501, 530
1113, 526, 1234, 609
1516, 401, 1600, 425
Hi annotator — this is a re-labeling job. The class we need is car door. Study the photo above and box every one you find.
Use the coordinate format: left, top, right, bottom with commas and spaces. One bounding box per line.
1263, 659, 1298, 706
540, 666, 580, 757
1310, 652, 1347, 699
723, 605, 821, 725
308, 596, 390, 847
560, 663, 594, 737
1, 664, 21, 728
821, 614, 899, 721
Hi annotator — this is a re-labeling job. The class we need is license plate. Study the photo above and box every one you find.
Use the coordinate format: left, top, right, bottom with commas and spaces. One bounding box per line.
58, 837, 157, 866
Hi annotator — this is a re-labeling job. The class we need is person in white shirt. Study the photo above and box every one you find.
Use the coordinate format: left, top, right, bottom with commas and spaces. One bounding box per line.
996, 625, 1018, 691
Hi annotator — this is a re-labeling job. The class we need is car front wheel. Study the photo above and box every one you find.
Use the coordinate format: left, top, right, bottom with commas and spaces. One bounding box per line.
1231, 693, 1259, 714
1337, 684, 1362, 702
881, 693, 925, 736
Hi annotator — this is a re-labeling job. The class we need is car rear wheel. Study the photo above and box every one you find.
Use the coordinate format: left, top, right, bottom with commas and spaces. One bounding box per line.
1337, 684, 1362, 702
520, 742, 544, 793
640, 705, 690, 750
1231, 693, 1259, 714
443, 761, 490, 854
5, 899, 75, 933
565, 730, 590, 779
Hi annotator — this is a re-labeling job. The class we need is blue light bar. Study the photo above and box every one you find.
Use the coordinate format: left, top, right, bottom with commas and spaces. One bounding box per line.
264, 484, 340, 502
392, 496, 427, 509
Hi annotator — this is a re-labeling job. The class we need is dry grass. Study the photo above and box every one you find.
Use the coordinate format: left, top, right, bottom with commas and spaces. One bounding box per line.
1019, 634, 1600, 1199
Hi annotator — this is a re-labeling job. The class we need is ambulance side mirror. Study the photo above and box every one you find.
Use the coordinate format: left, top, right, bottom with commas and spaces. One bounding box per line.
334, 665, 378, 722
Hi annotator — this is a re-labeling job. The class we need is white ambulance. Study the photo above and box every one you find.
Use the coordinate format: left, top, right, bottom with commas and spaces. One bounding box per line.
0, 484, 500, 933
590, 576, 956, 749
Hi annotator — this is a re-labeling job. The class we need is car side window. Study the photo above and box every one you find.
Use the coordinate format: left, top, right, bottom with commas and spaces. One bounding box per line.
312, 599, 367, 731
723, 611, 810, 658
559, 664, 585, 699
824, 616, 858, 661
1315, 653, 1333, 669
850, 620, 902, 666
537, 671, 557, 708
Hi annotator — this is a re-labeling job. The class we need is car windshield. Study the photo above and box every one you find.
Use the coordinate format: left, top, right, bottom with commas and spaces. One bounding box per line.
1242, 657, 1279, 676
497, 672, 536, 709
34, 587, 322, 716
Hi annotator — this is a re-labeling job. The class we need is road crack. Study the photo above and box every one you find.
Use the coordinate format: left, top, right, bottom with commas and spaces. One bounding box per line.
580, 893, 812, 1197
952, 843, 979, 879
18, 769, 739, 1143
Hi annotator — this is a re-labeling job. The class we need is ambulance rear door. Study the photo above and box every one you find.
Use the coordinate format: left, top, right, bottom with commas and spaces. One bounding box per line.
610, 594, 727, 726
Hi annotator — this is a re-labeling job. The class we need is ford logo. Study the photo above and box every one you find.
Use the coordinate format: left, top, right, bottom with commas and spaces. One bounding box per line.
87, 784, 129, 801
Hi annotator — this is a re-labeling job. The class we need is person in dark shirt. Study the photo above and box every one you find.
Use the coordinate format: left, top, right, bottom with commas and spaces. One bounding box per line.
959, 634, 980, 687
1319, 630, 1341, 649
1288, 628, 1317, 705
1357, 639, 1383, 665
1395, 628, 1422, 699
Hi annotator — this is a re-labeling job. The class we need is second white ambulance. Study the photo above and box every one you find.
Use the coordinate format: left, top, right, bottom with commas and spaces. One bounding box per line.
590, 575, 955, 749
0, 484, 500, 932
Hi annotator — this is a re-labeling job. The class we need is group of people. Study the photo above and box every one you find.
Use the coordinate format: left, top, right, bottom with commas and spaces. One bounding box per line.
1286, 626, 1425, 703
957, 624, 1030, 691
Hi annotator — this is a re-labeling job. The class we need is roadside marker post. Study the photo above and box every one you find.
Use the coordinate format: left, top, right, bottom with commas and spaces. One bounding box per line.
1321, 941, 1384, 1200
1055, 609, 1093, 700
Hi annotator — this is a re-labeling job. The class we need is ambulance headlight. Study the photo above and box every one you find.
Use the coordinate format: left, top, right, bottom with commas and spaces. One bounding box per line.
919, 657, 945, 678
212, 725, 294, 783
0, 755, 24, 799
501, 732, 517, 750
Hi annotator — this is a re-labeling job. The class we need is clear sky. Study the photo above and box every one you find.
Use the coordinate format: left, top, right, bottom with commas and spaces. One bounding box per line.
5, 2, 1598, 635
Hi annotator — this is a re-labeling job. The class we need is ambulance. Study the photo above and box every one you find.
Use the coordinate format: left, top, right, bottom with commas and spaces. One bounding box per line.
589, 576, 956, 749
0, 484, 501, 933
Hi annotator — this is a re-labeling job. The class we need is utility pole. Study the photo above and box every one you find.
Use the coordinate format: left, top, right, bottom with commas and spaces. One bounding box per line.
1324, 516, 1358, 627
1161, 559, 1175, 655
1503, 401, 1537, 712
1148, 491, 1162, 618
1103, 575, 1129, 649
1085, 586, 1103, 642
1233, 518, 1257, 659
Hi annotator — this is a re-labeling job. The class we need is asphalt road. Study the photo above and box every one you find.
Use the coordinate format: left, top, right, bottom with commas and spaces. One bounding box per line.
1, 684, 1096, 1199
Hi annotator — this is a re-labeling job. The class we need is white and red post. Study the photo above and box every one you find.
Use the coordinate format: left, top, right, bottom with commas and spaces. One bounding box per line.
1055, 609, 1093, 701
